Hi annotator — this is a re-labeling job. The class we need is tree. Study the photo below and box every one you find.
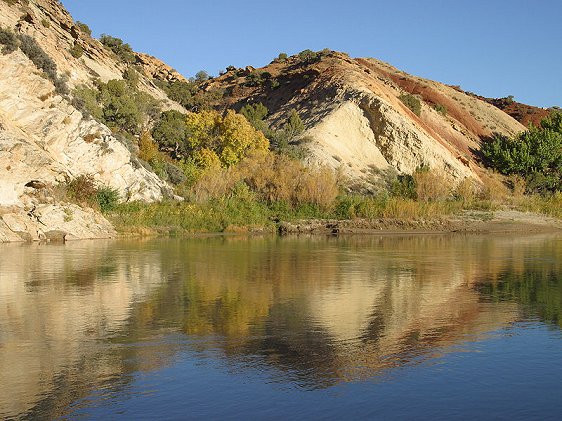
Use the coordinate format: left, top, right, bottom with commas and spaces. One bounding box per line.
481, 111, 562, 193
152, 110, 190, 158
195, 70, 210, 83
284, 109, 305, 138
98, 79, 160, 134
240, 102, 269, 131
184, 110, 269, 167
99, 34, 135, 63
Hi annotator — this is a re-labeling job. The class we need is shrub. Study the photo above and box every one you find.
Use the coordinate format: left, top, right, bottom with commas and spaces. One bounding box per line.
413, 168, 451, 202
95, 186, 120, 212
156, 79, 197, 108
434, 103, 447, 115
390, 173, 417, 199
99, 34, 134, 63
69, 43, 83, 58
18, 34, 57, 80
76, 21, 91, 36
284, 109, 305, 138
236, 153, 338, 210
71, 85, 102, 120
41, 19, 50, 28
165, 162, 186, 185
297, 49, 319, 63
17, 34, 68, 94
240, 102, 269, 132
122, 66, 139, 87
64, 174, 98, 204
0, 26, 18, 55
399, 94, 422, 116
245, 70, 266, 87
277, 52, 288, 61
481, 113, 562, 193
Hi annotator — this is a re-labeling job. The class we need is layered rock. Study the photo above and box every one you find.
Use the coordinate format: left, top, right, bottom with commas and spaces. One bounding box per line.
209, 52, 528, 189
0, 0, 189, 241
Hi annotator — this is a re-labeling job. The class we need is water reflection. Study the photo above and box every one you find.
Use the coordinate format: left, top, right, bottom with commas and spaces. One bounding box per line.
0, 234, 561, 419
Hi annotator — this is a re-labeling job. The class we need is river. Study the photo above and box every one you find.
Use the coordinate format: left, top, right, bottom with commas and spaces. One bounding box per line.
1, 233, 561, 419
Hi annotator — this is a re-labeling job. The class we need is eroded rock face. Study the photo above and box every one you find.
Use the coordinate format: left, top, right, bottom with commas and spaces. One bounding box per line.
135, 52, 188, 83
0, 204, 116, 243
0, 0, 188, 238
210, 52, 527, 189
0, 51, 169, 206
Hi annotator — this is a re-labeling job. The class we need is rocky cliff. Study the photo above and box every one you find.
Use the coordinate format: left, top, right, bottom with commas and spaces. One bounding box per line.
0, 0, 184, 241
208, 52, 530, 190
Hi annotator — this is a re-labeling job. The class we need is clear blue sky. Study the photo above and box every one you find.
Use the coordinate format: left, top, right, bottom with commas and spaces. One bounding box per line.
62, 0, 561, 108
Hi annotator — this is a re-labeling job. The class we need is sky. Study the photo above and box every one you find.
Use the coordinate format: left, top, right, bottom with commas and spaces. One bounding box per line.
61, 0, 561, 108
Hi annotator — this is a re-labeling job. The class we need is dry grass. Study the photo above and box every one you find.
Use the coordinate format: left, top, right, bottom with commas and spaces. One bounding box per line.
413, 169, 451, 202
190, 152, 339, 210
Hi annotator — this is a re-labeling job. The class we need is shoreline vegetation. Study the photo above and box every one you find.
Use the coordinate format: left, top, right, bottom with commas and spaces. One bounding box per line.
108, 193, 562, 237
65, 95, 560, 238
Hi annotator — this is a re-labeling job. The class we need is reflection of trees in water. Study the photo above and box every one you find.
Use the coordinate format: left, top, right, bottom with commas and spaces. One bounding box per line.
127, 235, 561, 387
1, 234, 561, 418
476, 269, 562, 328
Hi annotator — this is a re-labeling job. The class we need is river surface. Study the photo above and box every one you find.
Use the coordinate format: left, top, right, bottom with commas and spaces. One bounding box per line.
1, 233, 562, 420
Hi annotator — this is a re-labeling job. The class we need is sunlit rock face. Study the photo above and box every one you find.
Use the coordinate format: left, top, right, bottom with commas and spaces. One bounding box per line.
0, 0, 186, 239
3, 234, 560, 418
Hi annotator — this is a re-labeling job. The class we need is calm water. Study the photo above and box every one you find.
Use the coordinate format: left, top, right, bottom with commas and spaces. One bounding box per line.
1, 234, 562, 420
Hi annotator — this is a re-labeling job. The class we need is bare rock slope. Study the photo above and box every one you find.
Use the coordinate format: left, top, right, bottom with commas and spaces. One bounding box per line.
0, 0, 185, 241
209, 52, 528, 189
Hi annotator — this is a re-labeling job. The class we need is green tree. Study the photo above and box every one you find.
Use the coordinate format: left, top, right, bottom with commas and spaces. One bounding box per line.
152, 110, 190, 158
284, 109, 305, 138
481, 111, 562, 193
98, 79, 160, 134
240, 102, 269, 132
100, 34, 135, 63
195, 70, 210, 83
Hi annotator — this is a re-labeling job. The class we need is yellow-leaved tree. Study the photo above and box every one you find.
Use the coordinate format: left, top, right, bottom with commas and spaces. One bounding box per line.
185, 110, 269, 168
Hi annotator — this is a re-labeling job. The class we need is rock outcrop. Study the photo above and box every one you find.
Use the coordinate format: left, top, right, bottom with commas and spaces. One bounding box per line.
209, 51, 529, 190
0, 204, 116, 242
0, 0, 188, 241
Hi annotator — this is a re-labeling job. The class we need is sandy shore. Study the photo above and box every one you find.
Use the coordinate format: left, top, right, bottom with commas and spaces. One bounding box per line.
278, 210, 562, 235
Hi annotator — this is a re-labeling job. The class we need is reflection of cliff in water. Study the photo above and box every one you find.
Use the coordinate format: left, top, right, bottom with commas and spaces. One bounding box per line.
1, 234, 561, 418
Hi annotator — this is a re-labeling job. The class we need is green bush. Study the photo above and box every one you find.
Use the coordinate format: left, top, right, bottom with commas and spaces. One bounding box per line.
95, 186, 120, 212
481, 111, 562, 193
76, 21, 91, 36
434, 103, 447, 115
240, 102, 269, 129
69, 43, 83, 58
284, 109, 304, 138
277, 52, 288, 61
297, 49, 319, 63
0, 26, 18, 55
99, 34, 135, 63
17, 34, 68, 94
399, 94, 422, 116
71, 85, 102, 120
156, 79, 197, 108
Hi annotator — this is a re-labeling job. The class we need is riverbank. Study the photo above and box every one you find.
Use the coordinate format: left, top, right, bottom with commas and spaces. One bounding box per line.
278, 210, 562, 235
2, 196, 561, 243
